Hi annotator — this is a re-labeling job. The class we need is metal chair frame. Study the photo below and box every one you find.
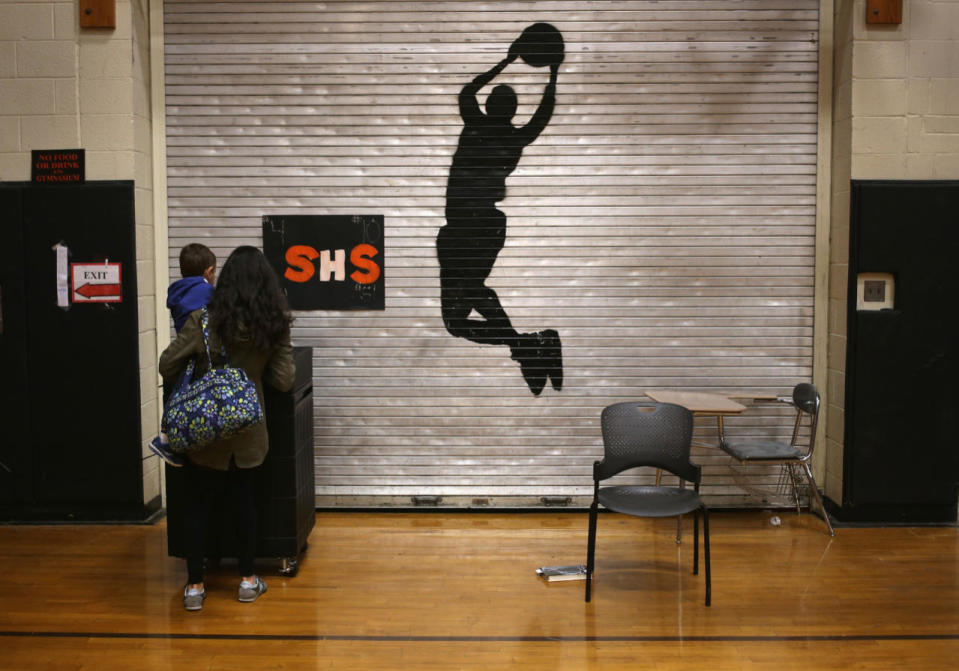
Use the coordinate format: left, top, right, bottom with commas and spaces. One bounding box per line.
719, 383, 835, 536
585, 402, 711, 606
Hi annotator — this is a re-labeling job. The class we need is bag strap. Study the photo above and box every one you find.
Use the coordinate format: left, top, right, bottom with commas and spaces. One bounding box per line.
200, 307, 232, 369
171, 356, 197, 397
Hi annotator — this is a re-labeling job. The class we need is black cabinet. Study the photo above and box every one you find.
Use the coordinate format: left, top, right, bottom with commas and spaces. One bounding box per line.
836, 181, 959, 523
165, 347, 315, 574
0, 182, 152, 522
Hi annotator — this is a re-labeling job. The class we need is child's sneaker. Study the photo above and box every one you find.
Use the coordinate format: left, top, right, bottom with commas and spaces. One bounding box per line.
149, 435, 184, 467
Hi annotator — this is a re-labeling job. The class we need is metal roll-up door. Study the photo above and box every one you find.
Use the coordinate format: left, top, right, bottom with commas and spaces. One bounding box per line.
163, 0, 820, 508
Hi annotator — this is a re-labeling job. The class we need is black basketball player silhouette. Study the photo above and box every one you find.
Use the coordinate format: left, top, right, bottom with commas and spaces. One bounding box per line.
437, 24, 565, 395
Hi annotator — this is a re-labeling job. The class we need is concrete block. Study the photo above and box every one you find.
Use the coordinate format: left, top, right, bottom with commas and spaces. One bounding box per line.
142, 457, 161, 504
133, 79, 149, 118
20, 115, 80, 150
923, 115, 959, 134
827, 368, 846, 410
80, 78, 133, 115
115, 0, 133, 41
0, 152, 29, 180
79, 41, 132, 78
907, 116, 924, 153
909, 0, 959, 41
828, 334, 847, 371
826, 402, 845, 448
134, 191, 154, 246
116, 149, 136, 178
83, 150, 117, 179
139, 361, 157, 405
139, 328, 156, 371
933, 153, 959, 178
134, 149, 152, 189
852, 79, 907, 117
0, 4, 54, 41
824, 468, 843, 503
80, 114, 134, 150
909, 40, 959, 78
829, 295, 848, 338
907, 78, 930, 115
0, 43, 15, 78
0, 117, 18, 151
825, 433, 843, 474
54, 78, 78, 115
851, 152, 907, 179
829, 263, 849, 300
134, 113, 151, 154
137, 257, 155, 297
923, 132, 959, 154
929, 78, 959, 115
906, 118, 959, 155
54, 1, 77, 40
138, 294, 156, 334
905, 153, 936, 179
830, 190, 850, 261
140, 397, 158, 455
852, 116, 908, 155
852, 40, 907, 79
0, 79, 56, 114
17, 41, 76, 78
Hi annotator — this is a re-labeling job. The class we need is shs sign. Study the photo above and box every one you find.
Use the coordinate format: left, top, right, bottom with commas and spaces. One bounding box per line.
263, 215, 385, 310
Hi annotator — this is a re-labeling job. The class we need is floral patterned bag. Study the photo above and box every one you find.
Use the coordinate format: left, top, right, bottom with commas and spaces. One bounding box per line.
162, 309, 264, 453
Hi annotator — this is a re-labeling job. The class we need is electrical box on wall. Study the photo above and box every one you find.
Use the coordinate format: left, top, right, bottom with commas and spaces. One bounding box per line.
79, 0, 116, 29
856, 273, 895, 311
866, 0, 903, 25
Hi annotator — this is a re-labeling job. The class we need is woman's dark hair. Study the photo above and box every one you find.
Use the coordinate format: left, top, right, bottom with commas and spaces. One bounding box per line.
207, 246, 292, 351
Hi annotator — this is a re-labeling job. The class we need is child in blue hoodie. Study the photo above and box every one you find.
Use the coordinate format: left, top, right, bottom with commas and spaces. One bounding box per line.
167, 243, 217, 332
149, 243, 217, 466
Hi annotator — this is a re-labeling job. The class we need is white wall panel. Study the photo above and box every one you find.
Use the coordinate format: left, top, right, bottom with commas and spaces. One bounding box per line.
164, 0, 820, 507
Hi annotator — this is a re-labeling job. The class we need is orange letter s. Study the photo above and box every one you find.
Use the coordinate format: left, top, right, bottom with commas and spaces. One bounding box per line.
350, 244, 381, 285
284, 245, 319, 283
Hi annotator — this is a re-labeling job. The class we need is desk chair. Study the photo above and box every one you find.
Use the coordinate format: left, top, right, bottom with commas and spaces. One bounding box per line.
719, 382, 835, 536
586, 402, 711, 606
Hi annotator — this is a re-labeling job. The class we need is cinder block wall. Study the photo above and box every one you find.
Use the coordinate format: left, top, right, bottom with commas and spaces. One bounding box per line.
0, 0, 160, 507
825, 0, 959, 505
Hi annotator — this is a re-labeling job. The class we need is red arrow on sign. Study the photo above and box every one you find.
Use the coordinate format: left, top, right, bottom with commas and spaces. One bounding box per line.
75, 283, 121, 298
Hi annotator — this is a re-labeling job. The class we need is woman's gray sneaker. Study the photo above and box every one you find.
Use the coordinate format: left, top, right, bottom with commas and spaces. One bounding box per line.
183, 586, 206, 611
238, 576, 267, 602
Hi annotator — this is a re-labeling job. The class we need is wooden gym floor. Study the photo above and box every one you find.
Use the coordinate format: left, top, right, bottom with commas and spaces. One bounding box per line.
1, 510, 957, 670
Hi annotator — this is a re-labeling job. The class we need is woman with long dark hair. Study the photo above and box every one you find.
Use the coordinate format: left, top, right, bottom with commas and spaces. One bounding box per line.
159, 245, 295, 611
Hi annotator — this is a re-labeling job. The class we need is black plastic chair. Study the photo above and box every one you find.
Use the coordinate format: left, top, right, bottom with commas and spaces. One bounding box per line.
719, 382, 834, 536
585, 402, 710, 606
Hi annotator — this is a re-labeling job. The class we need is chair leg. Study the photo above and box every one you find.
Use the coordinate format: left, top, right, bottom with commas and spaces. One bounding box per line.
702, 505, 711, 607
676, 515, 682, 544
692, 510, 699, 576
802, 462, 835, 537
585, 502, 598, 602
787, 463, 802, 515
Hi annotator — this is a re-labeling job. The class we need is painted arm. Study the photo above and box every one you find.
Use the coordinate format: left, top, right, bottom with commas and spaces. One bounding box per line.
520, 63, 558, 143
459, 53, 518, 121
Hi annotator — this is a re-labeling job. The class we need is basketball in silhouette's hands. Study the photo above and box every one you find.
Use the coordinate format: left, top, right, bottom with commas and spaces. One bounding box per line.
512, 23, 564, 67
